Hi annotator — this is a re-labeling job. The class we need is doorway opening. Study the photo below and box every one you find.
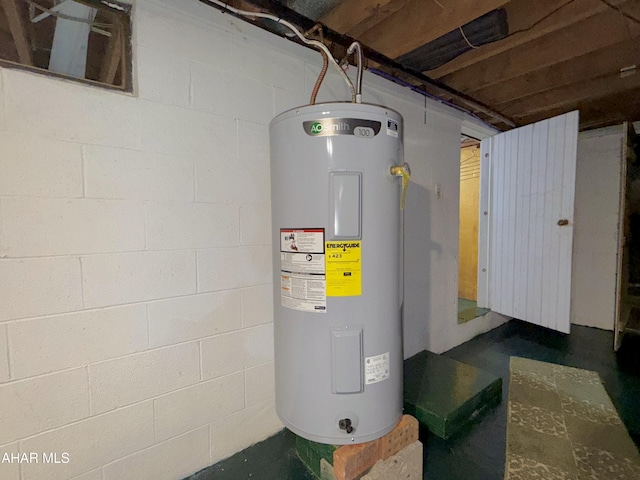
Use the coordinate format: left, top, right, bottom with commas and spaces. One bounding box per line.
616, 124, 640, 349
458, 137, 489, 324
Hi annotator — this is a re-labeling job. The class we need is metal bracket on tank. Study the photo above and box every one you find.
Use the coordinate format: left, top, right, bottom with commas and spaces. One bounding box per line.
390, 163, 411, 210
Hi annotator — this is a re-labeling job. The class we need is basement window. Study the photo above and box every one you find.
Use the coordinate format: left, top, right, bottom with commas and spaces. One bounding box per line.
0, 0, 132, 91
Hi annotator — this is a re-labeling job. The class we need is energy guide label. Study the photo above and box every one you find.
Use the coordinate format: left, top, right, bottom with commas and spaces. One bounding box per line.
280, 228, 326, 313
365, 352, 390, 385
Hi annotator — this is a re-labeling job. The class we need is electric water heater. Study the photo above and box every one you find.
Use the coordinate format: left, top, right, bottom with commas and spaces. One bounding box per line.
270, 102, 406, 444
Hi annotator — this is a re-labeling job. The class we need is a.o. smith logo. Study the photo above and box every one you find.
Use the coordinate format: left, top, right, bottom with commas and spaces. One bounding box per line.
303, 118, 381, 137
326, 242, 360, 252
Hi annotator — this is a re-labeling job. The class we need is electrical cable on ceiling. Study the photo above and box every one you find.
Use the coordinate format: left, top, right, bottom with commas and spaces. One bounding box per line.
458, 26, 480, 49
204, 0, 356, 102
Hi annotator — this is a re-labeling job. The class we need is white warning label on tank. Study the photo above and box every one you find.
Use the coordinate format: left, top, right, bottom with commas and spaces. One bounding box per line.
365, 352, 390, 385
280, 228, 326, 313
281, 273, 326, 313
280, 229, 324, 254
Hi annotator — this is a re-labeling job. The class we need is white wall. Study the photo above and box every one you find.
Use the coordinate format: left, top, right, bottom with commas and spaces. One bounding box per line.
571, 126, 624, 330
0, 0, 501, 478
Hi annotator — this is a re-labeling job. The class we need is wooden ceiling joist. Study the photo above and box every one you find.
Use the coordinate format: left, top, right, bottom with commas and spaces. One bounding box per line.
1, 0, 32, 65
504, 71, 640, 119
472, 37, 640, 106
518, 86, 640, 129
440, 1, 640, 94
319, 0, 411, 39
427, 0, 627, 79
355, 0, 510, 60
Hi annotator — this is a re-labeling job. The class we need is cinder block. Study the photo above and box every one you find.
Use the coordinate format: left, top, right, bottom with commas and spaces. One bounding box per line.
197, 248, 244, 292
379, 415, 419, 460
243, 323, 274, 368
140, 100, 236, 156
83, 145, 194, 202
137, 46, 190, 107
136, 2, 233, 68
0, 325, 8, 382
209, 398, 282, 464
240, 246, 272, 287
197, 246, 271, 292
241, 284, 273, 328
103, 427, 210, 480
2, 69, 139, 149
0, 198, 145, 257
148, 291, 242, 348
190, 63, 273, 124
0, 257, 82, 321
333, 439, 382, 480
20, 401, 154, 480
154, 372, 244, 442
0, 443, 20, 479
81, 250, 196, 308
360, 441, 423, 480
201, 323, 273, 380
200, 331, 245, 380
145, 202, 239, 250
195, 156, 270, 205
8, 304, 148, 379
0, 368, 89, 445
89, 343, 200, 414
237, 120, 269, 166
274, 86, 309, 117
240, 205, 271, 246
0, 132, 82, 197
245, 361, 275, 407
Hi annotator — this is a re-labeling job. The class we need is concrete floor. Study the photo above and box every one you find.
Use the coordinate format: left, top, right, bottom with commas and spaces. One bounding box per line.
187, 320, 640, 480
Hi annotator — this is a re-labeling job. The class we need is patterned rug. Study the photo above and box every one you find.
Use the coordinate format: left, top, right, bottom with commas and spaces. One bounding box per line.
505, 357, 640, 480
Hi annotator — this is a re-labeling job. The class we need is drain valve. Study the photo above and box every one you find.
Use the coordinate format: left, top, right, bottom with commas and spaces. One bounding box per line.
338, 418, 354, 434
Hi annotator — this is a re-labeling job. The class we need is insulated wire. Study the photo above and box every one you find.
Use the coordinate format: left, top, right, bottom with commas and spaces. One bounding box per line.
206, 0, 356, 102
310, 49, 328, 104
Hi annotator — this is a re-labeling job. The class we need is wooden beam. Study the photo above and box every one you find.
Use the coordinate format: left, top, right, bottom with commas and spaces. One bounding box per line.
99, 18, 122, 84
356, 0, 509, 59
502, 70, 640, 118
515, 86, 640, 130
1, 0, 32, 65
319, 0, 411, 38
472, 37, 639, 106
427, 0, 626, 79
440, 2, 640, 94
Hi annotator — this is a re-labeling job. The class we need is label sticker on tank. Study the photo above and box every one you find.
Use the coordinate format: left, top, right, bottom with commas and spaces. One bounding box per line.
303, 118, 381, 137
325, 241, 362, 296
365, 352, 390, 385
386, 119, 399, 138
280, 229, 326, 313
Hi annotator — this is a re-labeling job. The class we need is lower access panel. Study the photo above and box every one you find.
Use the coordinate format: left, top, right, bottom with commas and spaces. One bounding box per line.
331, 328, 363, 394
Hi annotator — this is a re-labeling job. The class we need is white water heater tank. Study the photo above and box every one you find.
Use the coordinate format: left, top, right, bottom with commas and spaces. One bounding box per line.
269, 102, 405, 444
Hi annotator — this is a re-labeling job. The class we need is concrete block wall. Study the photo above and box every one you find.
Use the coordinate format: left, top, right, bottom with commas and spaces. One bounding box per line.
0, 0, 499, 478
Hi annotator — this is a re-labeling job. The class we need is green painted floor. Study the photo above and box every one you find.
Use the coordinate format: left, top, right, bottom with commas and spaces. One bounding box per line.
458, 298, 490, 324
186, 320, 640, 480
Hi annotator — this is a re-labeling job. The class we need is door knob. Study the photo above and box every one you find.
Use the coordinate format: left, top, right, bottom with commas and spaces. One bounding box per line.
557, 219, 569, 226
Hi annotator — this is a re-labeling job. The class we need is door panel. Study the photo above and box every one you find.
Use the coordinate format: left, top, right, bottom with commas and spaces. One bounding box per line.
480, 111, 579, 333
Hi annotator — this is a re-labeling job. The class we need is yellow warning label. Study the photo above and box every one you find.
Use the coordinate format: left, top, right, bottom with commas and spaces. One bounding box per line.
325, 241, 362, 296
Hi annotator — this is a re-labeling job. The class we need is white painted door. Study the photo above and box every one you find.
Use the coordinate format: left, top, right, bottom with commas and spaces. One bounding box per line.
477, 111, 579, 333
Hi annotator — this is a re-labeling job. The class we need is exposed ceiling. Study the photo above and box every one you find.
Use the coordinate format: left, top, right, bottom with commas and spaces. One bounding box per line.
210, 0, 640, 132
